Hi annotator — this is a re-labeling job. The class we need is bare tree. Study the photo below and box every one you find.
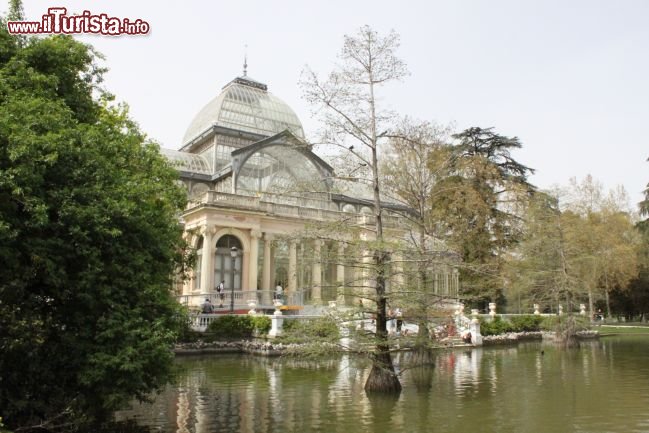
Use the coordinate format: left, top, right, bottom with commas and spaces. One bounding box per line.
380, 119, 459, 340
300, 26, 408, 393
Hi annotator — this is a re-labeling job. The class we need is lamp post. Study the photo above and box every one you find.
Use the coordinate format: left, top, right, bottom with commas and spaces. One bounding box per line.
230, 246, 238, 313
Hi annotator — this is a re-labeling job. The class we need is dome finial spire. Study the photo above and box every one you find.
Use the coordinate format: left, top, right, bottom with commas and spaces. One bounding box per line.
243, 44, 248, 77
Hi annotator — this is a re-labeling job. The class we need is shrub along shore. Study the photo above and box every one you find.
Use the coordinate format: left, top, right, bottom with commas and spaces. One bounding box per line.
175, 314, 601, 355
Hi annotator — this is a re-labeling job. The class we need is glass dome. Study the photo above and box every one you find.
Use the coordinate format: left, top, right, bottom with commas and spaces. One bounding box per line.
161, 148, 211, 174
183, 76, 305, 144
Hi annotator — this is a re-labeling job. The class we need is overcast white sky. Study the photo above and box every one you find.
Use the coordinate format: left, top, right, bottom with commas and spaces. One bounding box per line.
6, 0, 648, 208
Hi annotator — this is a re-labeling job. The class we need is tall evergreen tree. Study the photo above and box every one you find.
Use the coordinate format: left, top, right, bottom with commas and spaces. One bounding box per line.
431, 127, 535, 307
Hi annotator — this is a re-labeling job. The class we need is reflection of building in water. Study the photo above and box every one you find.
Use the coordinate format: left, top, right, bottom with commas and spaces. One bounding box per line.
166, 69, 460, 310
453, 350, 482, 393
329, 354, 370, 417
176, 389, 190, 433
535, 352, 543, 385
117, 356, 379, 433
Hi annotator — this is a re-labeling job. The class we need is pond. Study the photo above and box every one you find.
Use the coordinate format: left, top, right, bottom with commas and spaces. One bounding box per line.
115, 336, 649, 433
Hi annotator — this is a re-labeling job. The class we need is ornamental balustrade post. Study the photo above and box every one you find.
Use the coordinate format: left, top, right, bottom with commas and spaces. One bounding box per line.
470, 309, 483, 346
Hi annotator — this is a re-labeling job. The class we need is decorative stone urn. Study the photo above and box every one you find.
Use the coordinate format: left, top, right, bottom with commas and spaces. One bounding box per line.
269, 299, 284, 338
247, 299, 257, 315
488, 302, 497, 318
471, 309, 480, 324
580, 304, 587, 316
533, 304, 540, 315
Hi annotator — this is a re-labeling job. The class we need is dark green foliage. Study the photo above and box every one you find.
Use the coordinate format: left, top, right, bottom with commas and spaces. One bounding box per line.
205, 315, 271, 339
280, 317, 340, 342
611, 222, 649, 320
480, 315, 586, 336
508, 315, 544, 332
176, 310, 202, 343
479, 316, 514, 336
0, 27, 188, 430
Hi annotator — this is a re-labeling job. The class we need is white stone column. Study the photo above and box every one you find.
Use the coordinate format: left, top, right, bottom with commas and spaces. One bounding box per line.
312, 239, 322, 303
336, 243, 346, 305
200, 227, 213, 294
249, 230, 261, 292
242, 247, 250, 291
262, 233, 273, 290
288, 240, 297, 295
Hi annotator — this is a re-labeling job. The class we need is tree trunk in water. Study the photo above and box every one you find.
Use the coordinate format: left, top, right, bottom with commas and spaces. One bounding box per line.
365, 347, 402, 393
555, 315, 579, 348
365, 252, 402, 393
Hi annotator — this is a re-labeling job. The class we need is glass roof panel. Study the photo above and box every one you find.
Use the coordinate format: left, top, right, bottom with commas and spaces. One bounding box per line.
161, 148, 212, 174
236, 144, 329, 204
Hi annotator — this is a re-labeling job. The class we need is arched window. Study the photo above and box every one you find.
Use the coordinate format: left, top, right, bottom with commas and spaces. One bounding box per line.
214, 235, 243, 291
194, 236, 203, 291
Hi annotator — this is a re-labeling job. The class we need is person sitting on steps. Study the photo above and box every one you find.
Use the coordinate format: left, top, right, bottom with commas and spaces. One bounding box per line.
201, 298, 214, 314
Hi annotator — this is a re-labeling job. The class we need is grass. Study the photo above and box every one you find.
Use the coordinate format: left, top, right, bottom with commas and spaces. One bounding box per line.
596, 324, 649, 336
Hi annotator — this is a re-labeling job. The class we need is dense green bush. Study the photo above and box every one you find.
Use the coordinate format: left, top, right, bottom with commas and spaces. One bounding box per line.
479, 315, 591, 336
205, 315, 271, 339
479, 316, 514, 336
251, 315, 272, 334
280, 317, 340, 342
509, 315, 544, 332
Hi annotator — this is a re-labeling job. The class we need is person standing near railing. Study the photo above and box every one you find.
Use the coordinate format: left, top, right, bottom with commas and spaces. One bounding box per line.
274, 283, 283, 303
216, 280, 225, 308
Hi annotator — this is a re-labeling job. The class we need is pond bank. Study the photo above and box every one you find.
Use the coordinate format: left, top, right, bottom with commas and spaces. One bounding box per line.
482, 330, 599, 345
174, 329, 600, 356
175, 340, 294, 356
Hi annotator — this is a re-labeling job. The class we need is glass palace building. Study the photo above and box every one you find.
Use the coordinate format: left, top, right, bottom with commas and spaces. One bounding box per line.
165, 72, 458, 310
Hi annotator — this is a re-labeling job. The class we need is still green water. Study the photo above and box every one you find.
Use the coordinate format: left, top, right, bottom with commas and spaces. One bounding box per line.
116, 337, 649, 433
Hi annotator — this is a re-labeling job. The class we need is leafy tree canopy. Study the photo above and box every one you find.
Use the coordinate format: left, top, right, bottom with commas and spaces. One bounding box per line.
0, 27, 187, 430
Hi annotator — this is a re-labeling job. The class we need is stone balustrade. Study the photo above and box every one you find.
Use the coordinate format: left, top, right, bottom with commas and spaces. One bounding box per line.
194, 190, 407, 229
189, 312, 327, 333
177, 289, 307, 310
